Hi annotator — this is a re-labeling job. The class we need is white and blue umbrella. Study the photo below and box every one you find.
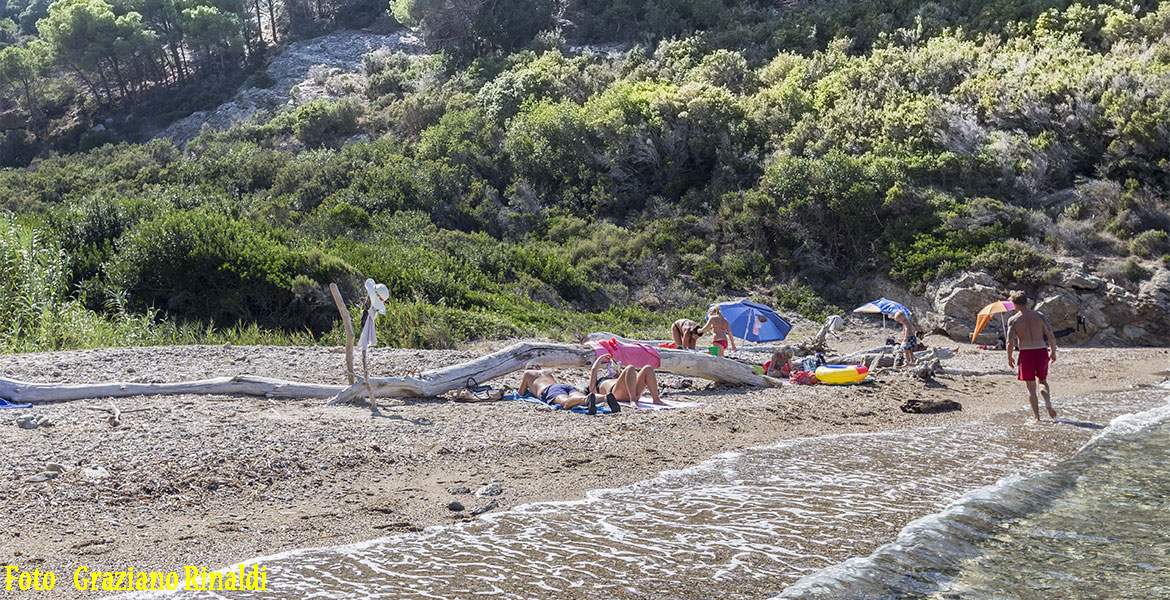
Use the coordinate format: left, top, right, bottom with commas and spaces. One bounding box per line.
853, 297, 911, 330
853, 298, 910, 317
710, 300, 792, 343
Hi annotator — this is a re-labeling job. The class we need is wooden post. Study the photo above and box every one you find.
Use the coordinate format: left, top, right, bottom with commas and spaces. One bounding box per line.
329, 283, 355, 385
361, 331, 376, 412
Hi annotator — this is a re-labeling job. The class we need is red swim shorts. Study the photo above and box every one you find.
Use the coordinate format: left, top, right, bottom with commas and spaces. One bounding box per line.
1017, 348, 1050, 382
713, 339, 728, 350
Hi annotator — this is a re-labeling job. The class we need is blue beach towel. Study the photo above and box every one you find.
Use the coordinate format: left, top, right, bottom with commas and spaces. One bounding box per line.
0, 398, 33, 409
505, 393, 616, 415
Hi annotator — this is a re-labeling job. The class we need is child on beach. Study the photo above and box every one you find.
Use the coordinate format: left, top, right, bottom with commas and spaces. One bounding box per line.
893, 310, 917, 366
697, 306, 736, 356
764, 346, 795, 378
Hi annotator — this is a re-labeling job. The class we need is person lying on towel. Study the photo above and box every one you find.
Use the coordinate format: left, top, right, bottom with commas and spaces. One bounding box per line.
590, 354, 665, 408
519, 355, 622, 414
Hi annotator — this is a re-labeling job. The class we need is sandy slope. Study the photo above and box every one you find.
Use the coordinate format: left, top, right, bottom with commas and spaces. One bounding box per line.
1, 337, 1167, 599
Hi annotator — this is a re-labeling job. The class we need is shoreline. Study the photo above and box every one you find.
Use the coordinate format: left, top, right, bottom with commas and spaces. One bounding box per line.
2, 340, 1168, 599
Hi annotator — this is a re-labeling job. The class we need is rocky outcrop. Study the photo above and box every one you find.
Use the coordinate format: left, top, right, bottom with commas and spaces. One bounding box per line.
153, 30, 423, 146
922, 259, 1170, 346
928, 272, 1005, 339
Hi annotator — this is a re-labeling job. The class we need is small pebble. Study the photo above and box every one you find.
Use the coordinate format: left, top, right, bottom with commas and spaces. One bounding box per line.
446, 501, 464, 512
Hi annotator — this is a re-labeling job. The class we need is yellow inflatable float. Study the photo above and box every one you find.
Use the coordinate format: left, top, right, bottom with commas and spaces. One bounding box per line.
814, 364, 869, 384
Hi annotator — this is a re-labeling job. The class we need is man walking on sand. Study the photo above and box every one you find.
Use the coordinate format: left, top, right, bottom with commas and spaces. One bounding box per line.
1005, 291, 1058, 421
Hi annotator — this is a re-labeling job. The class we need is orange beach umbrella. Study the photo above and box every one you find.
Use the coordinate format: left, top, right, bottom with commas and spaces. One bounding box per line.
971, 300, 1015, 342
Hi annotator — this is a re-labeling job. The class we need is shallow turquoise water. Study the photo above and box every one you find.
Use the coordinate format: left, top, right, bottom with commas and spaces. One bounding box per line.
780, 395, 1170, 600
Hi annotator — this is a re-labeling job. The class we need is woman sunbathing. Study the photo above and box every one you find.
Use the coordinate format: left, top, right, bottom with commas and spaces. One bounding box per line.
519, 355, 629, 414
589, 354, 664, 407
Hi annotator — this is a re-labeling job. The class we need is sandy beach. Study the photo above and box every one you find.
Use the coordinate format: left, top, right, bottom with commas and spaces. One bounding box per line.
2, 331, 1168, 599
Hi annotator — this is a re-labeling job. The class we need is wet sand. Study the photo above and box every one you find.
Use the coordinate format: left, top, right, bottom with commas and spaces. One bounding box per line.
1, 336, 1167, 599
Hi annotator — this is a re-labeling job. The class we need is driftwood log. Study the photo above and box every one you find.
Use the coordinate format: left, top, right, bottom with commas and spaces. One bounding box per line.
328, 341, 783, 405
826, 346, 956, 368
1, 342, 780, 405
0, 376, 346, 405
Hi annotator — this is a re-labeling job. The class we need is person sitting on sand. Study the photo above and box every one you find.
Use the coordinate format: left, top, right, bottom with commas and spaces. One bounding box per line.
697, 306, 737, 356
590, 354, 664, 408
671, 318, 703, 350
764, 346, 796, 378
1005, 291, 1058, 421
519, 355, 622, 414
893, 310, 917, 366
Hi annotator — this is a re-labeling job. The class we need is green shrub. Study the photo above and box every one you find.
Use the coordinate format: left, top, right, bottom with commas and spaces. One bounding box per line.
292, 100, 363, 148
1129, 229, 1169, 257
105, 210, 323, 329
247, 70, 276, 89
767, 283, 843, 322
971, 240, 1054, 285
1123, 258, 1152, 282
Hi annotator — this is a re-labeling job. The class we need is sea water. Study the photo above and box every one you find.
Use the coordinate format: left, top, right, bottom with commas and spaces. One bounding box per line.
123, 387, 1168, 600
779, 395, 1170, 600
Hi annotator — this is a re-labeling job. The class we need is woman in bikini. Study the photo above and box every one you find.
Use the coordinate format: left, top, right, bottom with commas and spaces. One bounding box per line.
589, 354, 664, 408
697, 306, 737, 356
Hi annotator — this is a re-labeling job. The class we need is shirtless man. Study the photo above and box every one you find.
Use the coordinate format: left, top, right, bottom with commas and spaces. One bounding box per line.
518, 355, 620, 414
697, 306, 737, 356
1005, 291, 1058, 421
671, 318, 703, 350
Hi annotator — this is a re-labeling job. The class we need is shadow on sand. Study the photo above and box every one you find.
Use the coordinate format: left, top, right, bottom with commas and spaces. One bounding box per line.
1053, 418, 1105, 430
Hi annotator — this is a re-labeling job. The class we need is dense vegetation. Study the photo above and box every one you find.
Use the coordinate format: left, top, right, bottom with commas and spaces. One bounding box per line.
0, 0, 387, 164
2, 0, 1169, 352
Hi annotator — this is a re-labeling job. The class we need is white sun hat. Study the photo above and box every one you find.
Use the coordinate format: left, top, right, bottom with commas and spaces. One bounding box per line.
364, 278, 390, 315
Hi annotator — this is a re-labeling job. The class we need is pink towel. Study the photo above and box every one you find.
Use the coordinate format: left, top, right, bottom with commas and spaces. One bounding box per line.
588, 338, 661, 368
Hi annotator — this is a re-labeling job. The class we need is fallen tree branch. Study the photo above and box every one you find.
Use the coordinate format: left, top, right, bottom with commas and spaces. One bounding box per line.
1, 376, 346, 404
329, 341, 783, 405
4, 343, 781, 406
826, 346, 956, 367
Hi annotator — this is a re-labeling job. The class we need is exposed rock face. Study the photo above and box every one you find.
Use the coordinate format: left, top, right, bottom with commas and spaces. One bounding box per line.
154, 30, 423, 146
922, 260, 1170, 346
929, 272, 1005, 339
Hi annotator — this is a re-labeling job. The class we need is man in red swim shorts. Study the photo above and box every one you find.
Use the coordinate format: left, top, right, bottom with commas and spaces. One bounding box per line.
1005, 291, 1059, 421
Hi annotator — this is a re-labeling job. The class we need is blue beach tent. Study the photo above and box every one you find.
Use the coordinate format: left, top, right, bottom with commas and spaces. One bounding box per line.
709, 300, 792, 343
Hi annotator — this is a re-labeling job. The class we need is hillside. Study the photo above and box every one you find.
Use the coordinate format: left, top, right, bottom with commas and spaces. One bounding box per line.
2, 0, 1169, 352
